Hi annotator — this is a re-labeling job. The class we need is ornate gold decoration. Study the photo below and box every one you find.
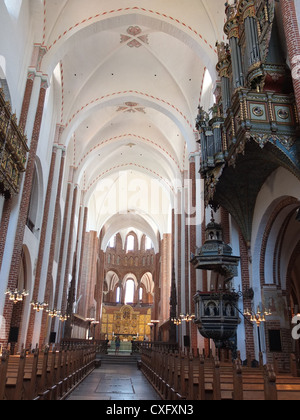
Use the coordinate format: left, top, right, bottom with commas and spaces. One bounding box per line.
0, 88, 29, 198
101, 305, 152, 340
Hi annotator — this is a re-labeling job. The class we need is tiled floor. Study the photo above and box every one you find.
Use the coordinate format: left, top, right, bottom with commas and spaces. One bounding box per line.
67, 364, 161, 401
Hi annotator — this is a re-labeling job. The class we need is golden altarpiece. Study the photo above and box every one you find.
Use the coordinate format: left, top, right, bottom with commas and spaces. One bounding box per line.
101, 305, 152, 342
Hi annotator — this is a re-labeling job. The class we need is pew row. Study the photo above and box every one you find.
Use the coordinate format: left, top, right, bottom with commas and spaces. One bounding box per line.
140, 347, 300, 401
0, 345, 96, 400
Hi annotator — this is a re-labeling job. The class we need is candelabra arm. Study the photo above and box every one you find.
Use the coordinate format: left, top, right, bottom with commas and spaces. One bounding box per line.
232, 303, 254, 327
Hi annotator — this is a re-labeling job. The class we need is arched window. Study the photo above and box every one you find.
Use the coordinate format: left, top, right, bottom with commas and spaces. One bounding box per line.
126, 235, 135, 252
125, 280, 135, 304
145, 236, 153, 250
4, 0, 23, 19
139, 287, 143, 301
108, 236, 116, 248
116, 287, 121, 304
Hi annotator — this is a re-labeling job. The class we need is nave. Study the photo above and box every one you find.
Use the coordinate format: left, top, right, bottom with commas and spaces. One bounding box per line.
66, 360, 160, 401
1, 0, 300, 401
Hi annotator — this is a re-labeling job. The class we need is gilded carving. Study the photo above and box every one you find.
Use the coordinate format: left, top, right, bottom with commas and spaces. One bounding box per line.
0, 88, 29, 197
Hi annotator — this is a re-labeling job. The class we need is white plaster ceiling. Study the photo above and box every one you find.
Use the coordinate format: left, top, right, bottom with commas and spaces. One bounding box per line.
34, 0, 226, 244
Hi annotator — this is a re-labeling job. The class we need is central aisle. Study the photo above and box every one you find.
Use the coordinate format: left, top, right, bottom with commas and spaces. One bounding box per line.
67, 363, 161, 401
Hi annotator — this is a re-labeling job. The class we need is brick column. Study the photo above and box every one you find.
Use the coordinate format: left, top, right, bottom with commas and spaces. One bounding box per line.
61, 185, 79, 315
96, 246, 105, 340
239, 231, 255, 358
19, 72, 36, 131
189, 159, 198, 354
76, 206, 88, 310
85, 231, 98, 319
53, 180, 73, 310
3, 76, 48, 346
280, 0, 300, 120
176, 189, 182, 318
77, 231, 98, 322
160, 234, 172, 326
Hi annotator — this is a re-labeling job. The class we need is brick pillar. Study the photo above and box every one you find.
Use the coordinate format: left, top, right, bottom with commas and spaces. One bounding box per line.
77, 206, 88, 307
31, 147, 59, 342
189, 159, 198, 354
61, 186, 79, 315
280, 0, 300, 120
77, 231, 98, 321
239, 231, 255, 358
26, 142, 65, 348
177, 190, 182, 318
160, 234, 172, 327
3, 76, 48, 346
19, 72, 35, 131
96, 246, 105, 340
85, 232, 98, 319
153, 246, 161, 324
53, 181, 73, 311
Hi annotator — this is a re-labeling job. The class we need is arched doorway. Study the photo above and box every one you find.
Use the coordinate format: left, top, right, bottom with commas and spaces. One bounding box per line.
253, 191, 300, 369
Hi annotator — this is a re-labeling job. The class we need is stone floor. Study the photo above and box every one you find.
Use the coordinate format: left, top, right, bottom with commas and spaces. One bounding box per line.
66, 363, 161, 401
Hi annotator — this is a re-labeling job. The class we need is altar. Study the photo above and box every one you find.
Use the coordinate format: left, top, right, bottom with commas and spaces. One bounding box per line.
109, 340, 132, 354
101, 305, 152, 341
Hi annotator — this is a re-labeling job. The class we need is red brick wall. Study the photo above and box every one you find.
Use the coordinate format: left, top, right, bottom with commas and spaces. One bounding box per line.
239, 231, 255, 358
189, 161, 198, 354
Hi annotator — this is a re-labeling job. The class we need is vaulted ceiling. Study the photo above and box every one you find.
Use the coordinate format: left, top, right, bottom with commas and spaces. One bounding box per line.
34, 0, 226, 245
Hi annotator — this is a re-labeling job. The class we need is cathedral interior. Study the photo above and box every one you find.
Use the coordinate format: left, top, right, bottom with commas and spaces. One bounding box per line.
1, 0, 300, 401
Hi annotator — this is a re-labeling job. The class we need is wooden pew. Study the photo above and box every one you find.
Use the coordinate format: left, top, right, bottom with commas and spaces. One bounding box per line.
0, 350, 9, 400
0, 344, 96, 400
5, 349, 27, 400
140, 346, 294, 402
276, 373, 300, 400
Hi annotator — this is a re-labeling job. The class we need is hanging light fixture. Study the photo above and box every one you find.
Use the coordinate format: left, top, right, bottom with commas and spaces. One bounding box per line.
171, 317, 182, 326
180, 313, 196, 323
244, 306, 272, 326
5, 288, 29, 304
59, 314, 70, 323
172, 314, 195, 325
46, 308, 61, 319
31, 301, 48, 312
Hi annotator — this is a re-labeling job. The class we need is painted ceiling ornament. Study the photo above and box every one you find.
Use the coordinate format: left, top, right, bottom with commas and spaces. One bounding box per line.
117, 102, 146, 114
120, 26, 149, 48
